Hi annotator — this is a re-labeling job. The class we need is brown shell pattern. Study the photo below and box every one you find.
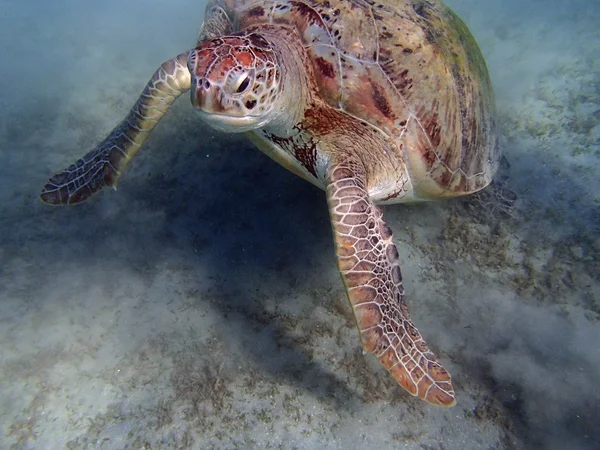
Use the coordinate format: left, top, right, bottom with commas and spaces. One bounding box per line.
212, 0, 499, 197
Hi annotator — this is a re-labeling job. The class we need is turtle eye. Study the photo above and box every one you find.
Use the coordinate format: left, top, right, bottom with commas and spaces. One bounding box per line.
236, 75, 250, 93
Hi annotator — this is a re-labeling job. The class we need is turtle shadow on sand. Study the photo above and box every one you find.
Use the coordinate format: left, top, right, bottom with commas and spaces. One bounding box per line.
17, 72, 600, 450
11, 107, 600, 447
30, 110, 375, 410
128, 117, 433, 411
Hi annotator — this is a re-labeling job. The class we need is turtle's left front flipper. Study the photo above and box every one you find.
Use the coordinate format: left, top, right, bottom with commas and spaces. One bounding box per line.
41, 52, 191, 205
326, 158, 456, 407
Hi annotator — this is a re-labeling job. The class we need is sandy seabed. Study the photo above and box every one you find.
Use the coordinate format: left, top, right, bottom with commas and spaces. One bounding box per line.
0, 0, 599, 449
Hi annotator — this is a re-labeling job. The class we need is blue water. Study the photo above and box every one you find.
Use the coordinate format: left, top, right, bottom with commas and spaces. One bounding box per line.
0, 0, 599, 448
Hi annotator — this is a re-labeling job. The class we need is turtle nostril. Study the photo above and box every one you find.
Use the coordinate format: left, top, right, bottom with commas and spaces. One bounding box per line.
202, 78, 211, 90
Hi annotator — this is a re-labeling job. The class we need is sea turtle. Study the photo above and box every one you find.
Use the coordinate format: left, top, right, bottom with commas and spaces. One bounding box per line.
41, 0, 499, 407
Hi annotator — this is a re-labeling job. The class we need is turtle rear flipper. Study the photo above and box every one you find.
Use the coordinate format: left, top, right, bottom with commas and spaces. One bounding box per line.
41, 52, 191, 205
326, 157, 456, 407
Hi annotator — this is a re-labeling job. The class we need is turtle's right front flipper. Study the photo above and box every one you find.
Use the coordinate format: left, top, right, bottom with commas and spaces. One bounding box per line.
326, 157, 456, 407
41, 51, 192, 205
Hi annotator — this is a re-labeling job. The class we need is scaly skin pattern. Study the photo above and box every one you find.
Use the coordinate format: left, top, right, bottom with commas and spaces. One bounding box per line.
40, 52, 191, 205
326, 157, 455, 406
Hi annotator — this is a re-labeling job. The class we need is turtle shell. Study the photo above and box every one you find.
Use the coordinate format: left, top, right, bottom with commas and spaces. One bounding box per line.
204, 0, 500, 198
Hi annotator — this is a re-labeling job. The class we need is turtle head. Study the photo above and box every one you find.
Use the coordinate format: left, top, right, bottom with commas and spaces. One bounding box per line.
188, 33, 283, 133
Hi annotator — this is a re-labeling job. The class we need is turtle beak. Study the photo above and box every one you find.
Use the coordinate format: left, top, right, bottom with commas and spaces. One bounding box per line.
190, 75, 226, 114
188, 48, 224, 114
188, 48, 212, 111
190, 75, 204, 109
